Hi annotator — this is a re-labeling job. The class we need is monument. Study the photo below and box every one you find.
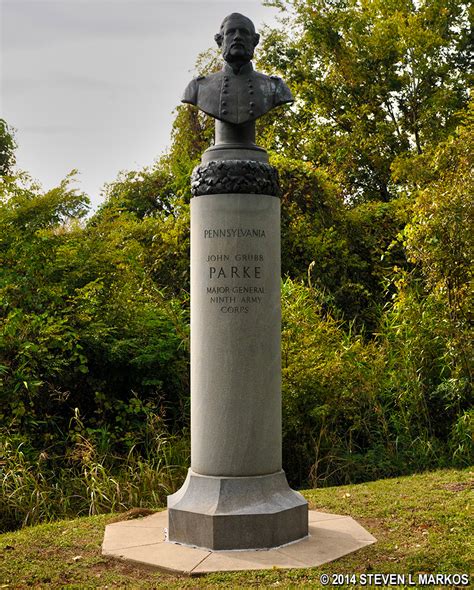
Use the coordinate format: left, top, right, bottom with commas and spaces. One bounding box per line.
166, 12, 308, 550
102, 14, 376, 573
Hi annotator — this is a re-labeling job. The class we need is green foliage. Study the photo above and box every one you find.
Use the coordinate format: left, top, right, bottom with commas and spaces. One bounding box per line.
259, 0, 471, 202
403, 109, 473, 382
167, 105, 213, 199
272, 153, 410, 328
282, 278, 391, 486
0, 119, 16, 176
99, 167, 176, 218
1, 409, 189, 531
380, 279, 471, 457
281, 278, 473, 488
0, 173, 190, 470
256, 0, 471, 331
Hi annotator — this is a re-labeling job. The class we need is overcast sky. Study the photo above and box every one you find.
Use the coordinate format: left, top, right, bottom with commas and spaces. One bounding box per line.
1, 0, 281, 209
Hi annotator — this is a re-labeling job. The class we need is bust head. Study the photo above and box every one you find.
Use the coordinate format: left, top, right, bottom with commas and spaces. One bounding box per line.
214, 13, 260, 68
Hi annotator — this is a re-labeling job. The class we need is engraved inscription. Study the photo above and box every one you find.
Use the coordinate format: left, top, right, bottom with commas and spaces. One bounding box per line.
203, 228, 268, 314
209, 266, 261, 279
204, 228, 266, 238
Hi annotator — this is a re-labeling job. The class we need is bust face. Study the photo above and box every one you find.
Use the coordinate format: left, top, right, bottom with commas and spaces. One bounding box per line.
220, 14, 257, 65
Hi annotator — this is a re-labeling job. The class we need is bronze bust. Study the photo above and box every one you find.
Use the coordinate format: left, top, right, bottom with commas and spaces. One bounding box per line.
185, 13, 291, 196
182, 13, 293, 126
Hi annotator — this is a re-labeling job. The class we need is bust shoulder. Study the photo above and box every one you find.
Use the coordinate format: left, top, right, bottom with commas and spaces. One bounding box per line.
182, 78, 199, 105
181, 72, 223, 106
270, 75, 293, 107
181, 75, 209, 105
250, 71, 293, 106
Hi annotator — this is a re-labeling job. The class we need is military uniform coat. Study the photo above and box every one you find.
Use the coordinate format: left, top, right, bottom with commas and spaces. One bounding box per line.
182, 62, 293, 125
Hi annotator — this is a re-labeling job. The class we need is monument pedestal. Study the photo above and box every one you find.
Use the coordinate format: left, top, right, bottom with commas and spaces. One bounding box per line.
167, 182, 308, 550
102, 13, 376, 571
168, 470, 308, 550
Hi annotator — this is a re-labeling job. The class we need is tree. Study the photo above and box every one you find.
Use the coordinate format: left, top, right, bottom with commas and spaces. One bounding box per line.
259, 0, 471, 202
403, 105, 473, 382
0, 173, 189, 454
0, 119, 17, 176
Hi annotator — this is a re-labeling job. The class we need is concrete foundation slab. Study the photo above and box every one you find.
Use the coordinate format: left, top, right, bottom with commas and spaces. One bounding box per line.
102, 509, 376, 575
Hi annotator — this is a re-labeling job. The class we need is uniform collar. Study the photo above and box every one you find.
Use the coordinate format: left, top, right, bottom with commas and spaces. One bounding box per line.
223, 61, 254, 76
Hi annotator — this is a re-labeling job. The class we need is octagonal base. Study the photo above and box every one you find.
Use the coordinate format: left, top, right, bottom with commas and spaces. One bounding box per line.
102, 509, 376, 575
167, 469, 308, 550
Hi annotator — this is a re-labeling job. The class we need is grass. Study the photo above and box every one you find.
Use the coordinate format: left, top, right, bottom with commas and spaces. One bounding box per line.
1, 429, 190, 532
0, 467, 472, 589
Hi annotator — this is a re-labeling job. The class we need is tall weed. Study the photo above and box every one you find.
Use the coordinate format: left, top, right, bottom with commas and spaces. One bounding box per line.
0, 410, 189, 532
280, 278, 473, 488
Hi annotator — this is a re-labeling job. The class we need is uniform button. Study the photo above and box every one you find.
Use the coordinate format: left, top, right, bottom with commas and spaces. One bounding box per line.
249, 90, 254, 95
249, 110, 254, 115
223, 82, 229, 87
250, 101, 255, 107
222, 90, 228, 94
222, 109, 228, 114
224, 76, 229, 81
222, 101, 227, 106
